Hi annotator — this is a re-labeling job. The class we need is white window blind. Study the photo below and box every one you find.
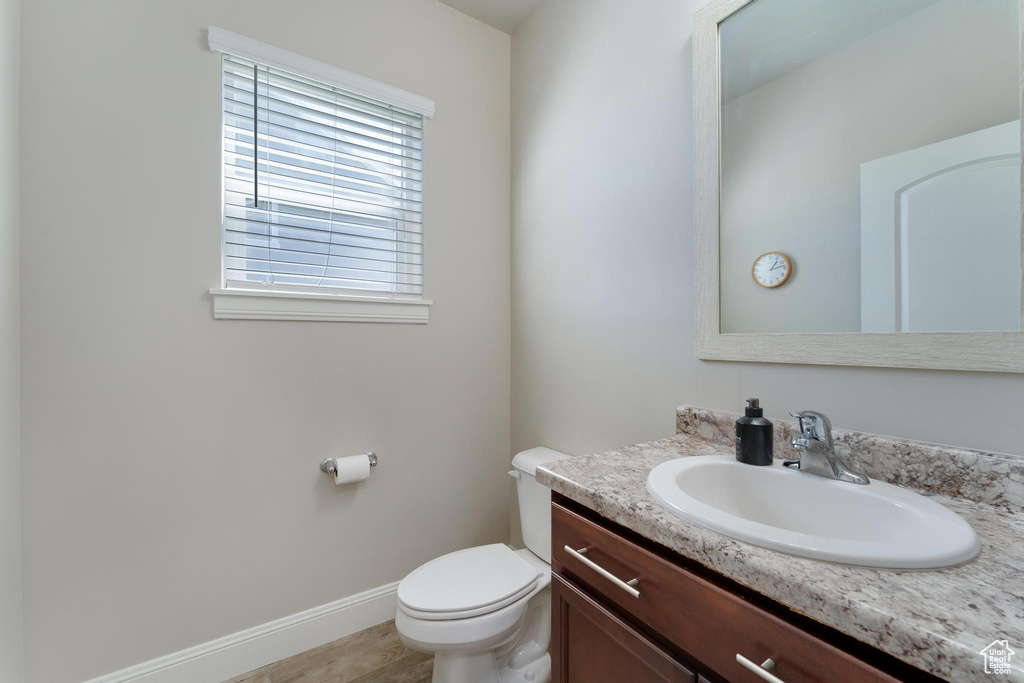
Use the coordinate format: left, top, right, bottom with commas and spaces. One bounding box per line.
221, 54, 424, 296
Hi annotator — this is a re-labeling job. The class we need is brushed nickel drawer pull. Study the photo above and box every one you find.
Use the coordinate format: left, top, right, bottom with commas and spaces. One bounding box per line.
736, 654, 785, 683
564, 546, 641, 598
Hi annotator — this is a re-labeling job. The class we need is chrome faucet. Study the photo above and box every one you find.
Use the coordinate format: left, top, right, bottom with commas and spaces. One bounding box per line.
783, 411, 869, 485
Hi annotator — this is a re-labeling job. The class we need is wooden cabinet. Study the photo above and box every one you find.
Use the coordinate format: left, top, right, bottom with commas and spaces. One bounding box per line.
550, 497, 938, 683
552, 573, 695, 683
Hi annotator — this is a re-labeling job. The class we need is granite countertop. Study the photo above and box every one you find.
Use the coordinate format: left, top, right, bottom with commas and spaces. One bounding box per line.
537, 411, 1024, 682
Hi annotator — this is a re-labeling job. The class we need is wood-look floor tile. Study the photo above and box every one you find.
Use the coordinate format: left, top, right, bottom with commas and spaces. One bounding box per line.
343, 650, 433, 683
226, 620, 432, 683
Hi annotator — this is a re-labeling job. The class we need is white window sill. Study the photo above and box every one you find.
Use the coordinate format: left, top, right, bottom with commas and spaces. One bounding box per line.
210, 288, 431, 323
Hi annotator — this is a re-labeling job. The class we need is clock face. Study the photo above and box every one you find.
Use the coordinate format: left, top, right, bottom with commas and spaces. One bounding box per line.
751, 252, 792, 288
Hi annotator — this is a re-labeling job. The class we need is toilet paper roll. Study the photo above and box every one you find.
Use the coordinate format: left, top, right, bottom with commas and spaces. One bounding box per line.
332, 454, 371, 485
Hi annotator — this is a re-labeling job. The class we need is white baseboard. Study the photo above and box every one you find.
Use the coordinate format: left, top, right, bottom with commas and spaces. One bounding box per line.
82, 581, 400, 683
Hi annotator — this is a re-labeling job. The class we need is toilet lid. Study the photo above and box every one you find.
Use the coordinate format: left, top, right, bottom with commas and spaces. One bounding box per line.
398, 544, 540, 618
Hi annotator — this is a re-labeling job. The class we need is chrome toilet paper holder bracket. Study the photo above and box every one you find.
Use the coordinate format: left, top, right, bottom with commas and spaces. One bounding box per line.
320, 452, 378, 475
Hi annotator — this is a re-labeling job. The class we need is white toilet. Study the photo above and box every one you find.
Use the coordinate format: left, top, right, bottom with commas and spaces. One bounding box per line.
395, 447, 571, 683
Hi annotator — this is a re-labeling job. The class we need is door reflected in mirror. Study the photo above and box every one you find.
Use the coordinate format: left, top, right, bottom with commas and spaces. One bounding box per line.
718, 0, 1021, 334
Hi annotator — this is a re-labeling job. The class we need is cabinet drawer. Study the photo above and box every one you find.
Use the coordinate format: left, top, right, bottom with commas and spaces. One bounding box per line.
552, 502, 898, 683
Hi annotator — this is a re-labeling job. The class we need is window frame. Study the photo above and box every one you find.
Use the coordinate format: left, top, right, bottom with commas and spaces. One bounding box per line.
207, 27, 434, 323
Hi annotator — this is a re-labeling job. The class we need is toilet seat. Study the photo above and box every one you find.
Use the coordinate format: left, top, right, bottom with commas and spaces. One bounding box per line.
396, 549, 552, 655
397, 544, 540, 621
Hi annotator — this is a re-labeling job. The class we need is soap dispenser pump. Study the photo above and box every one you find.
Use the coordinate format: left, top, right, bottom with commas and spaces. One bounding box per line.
736, 398, 773, 466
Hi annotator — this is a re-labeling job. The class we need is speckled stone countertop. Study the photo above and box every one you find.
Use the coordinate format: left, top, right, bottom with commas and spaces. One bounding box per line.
536, 407, 1024, 682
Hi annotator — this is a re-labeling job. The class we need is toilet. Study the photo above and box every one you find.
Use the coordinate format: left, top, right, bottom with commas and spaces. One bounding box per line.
395, 447, 571, 683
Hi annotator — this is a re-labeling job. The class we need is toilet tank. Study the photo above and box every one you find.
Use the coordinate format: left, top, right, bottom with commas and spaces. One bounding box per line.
511, 447, 573, 563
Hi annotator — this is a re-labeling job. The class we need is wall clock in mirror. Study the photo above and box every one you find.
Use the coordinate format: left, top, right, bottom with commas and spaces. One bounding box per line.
751, 251, 792, 288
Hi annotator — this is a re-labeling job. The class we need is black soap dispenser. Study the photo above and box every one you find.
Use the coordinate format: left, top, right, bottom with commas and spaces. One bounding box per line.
736, 398, 773, 466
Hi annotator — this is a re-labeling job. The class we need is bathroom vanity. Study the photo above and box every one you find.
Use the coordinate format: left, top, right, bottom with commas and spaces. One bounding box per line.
540, 407, 1024, 682
550, 498, 914, 682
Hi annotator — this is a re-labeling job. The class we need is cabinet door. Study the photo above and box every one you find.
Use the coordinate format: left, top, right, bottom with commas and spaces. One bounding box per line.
552, 573, 695, 683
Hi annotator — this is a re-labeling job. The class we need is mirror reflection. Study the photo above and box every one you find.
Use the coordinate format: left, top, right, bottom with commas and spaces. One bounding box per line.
719, 0, 1021, 333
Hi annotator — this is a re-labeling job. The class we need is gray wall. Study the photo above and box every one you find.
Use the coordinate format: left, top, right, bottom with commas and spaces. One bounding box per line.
0, 0, 21, 679
510, 0, 1024, 549
719, 0, 1019, 333
19, 1, 511, 681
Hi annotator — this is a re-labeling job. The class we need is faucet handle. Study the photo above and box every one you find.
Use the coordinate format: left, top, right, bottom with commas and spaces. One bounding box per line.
789, 410, 833, 446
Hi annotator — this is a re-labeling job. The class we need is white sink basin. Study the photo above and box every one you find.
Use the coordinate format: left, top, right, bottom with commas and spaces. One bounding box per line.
646, 455, 980, 569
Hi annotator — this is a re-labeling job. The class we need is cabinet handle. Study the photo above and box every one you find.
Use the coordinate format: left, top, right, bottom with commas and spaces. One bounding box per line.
736, 654, 785, 683
563, 546, 641, 598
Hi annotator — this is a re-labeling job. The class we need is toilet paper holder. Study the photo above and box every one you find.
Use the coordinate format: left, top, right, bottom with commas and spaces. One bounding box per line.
320, 452, 378, 475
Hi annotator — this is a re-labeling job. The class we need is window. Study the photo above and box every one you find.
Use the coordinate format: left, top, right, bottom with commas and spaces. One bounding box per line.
208, 27, 434, 322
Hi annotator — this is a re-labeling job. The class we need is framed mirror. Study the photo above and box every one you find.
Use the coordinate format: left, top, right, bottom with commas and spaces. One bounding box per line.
694, 0, 1024, 372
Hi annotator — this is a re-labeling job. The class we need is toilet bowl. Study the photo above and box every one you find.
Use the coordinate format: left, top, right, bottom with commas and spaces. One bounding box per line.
395, 447, 571, 683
